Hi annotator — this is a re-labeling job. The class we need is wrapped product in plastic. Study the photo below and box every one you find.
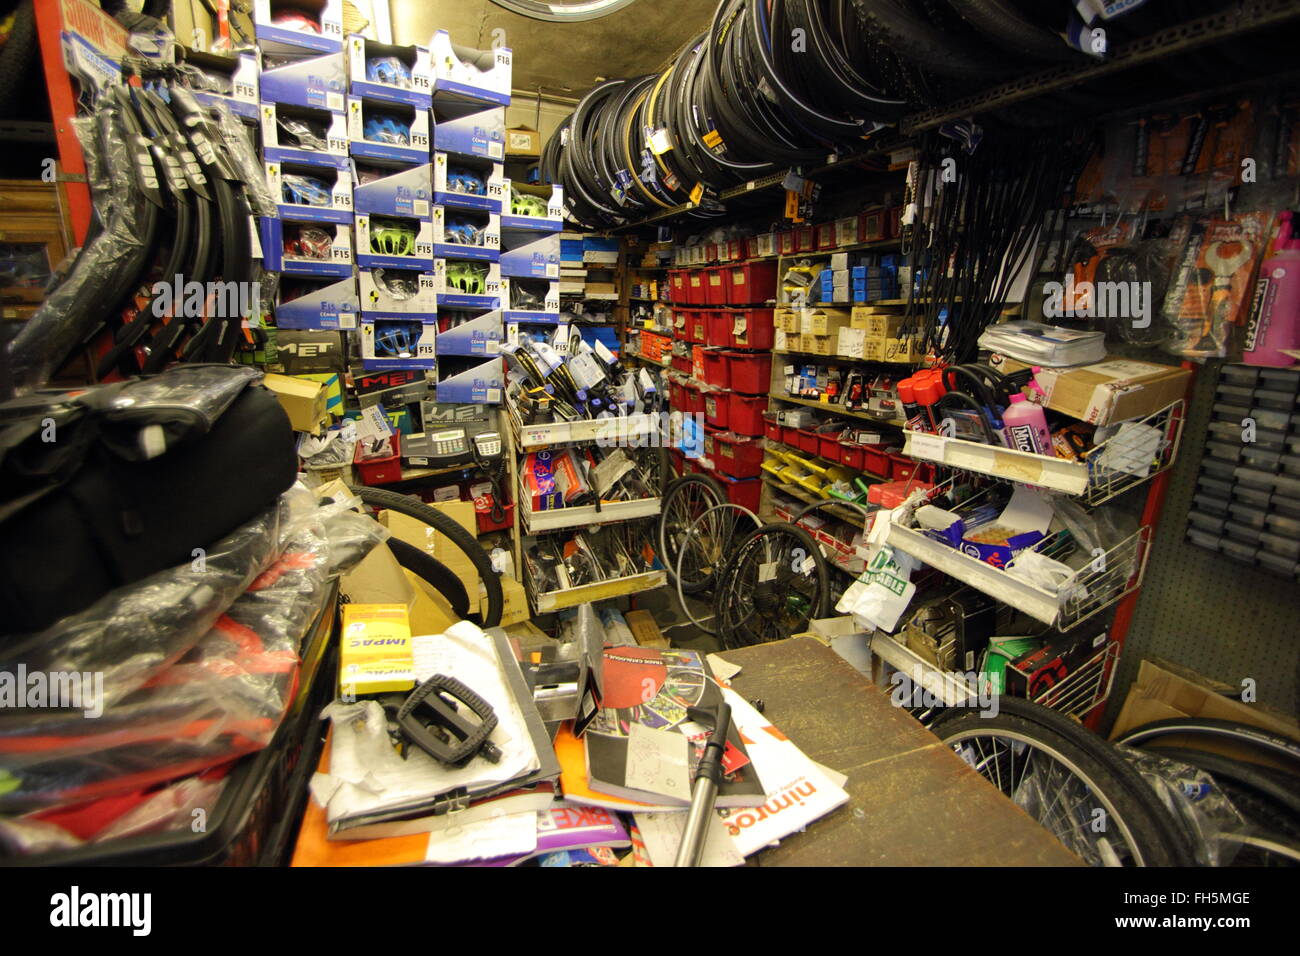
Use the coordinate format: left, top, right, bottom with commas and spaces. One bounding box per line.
0, 492, 386, 812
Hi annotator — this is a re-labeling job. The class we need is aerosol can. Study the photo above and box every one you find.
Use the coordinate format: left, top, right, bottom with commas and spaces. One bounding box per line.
1243, 211, 1300, 367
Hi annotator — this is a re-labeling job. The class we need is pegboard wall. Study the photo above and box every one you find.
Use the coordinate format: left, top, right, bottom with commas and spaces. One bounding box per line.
1103, 359, 1300, 727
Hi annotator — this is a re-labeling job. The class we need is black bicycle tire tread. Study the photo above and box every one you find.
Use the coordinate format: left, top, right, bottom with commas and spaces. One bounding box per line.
387, 536, 472, 622
932, 702, 1184, 866
355, 486, 502, 628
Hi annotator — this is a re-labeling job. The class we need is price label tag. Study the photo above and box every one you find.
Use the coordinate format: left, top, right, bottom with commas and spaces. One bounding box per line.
908, 433, 947, 462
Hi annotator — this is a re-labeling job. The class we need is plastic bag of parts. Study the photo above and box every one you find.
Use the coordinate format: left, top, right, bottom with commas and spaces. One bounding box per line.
1118, 745, 1248, 867
210, 99, 278, 218
7, 101, 147, 392
0, 501, 285, 711
0, 768, 229, 856
0, 491, 385, 813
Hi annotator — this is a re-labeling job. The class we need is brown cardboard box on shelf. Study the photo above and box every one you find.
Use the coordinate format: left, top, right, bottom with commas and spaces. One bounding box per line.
506, 126, 540, 157
777, 309, 800, 333
263, 373, 328, 434
341, 542, 417, 612
1110, 659, 1300, 773
800, 307, 851, 337
805, 333, 834, 357
884, 337, 924, 364
851, 308, 906, 338
998, 357, 1191, 425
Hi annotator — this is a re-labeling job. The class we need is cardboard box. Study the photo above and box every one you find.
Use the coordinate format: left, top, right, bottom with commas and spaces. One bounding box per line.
339, 603, 415, 696
805, 333, 834, 356
800, 307, 851, 337
1006, 358, 1191, 426
381, 502, 482, 607
851, 308, 906, 338
506, 126, 540, 157
263, 373, 329, 434
625, 609, 669, 648
884, 337, 924, 364
836, 326, 867, 359
1110, 659, 1300, 772
340, 538, 417, 610
490, 575, 530, 628
777, 309, 800, 334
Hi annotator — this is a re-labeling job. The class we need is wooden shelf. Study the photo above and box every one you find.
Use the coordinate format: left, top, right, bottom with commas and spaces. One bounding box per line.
528, 569, 667, 613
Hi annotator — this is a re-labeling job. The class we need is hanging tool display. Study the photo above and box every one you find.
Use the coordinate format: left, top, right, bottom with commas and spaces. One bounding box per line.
899, 131, 1091, 364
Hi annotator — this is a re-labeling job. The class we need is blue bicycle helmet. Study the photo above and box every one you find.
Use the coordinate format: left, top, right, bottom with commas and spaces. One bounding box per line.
364, 115, 411, 145
445, 218, 483, 245
367, 56, 413, 88
448, 167, 486, 196
282, 174, 331, 206
374, 322, 418, 358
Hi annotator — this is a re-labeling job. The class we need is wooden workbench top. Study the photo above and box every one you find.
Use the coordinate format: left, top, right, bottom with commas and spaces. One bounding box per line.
720, 637, 1082, 867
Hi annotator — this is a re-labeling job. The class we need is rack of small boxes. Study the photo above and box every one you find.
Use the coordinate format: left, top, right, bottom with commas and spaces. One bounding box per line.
248, 4, 542, 409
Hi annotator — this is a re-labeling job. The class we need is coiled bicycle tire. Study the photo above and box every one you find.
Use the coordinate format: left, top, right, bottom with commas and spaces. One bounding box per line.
355, 486, 502, 628
387, 536, 473, 623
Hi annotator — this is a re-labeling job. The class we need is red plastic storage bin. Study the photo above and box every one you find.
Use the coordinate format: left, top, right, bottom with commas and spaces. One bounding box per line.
840, 442, 867, 470
701, 349, 730, 389
728, 393, 767, 437
889, 453, 916, 481
686, 270, 706, 305
355, 433, 402, 485
814, 222, 836, 250
714, 432, 764, 479
687, 310, 709, 343
818, 430, 843, 461
672, 353, 693, 373
705, 310, 732, 347
669, 270, 688, 303
727, 261, 778, 305
474, 499, 514, 534
862, 444, 893, 477
778, 230, 797, 256
725, 351, 772, 395
798, 428, 821, 455
672, 310, 691, 341
743, 236, 762, 260
726, 239, 744, 261
782, 424, 801, 447
683, 383, 705, 415
703, 391, 730, 428
763, 414, 781, 442
730, 308, 775, 350
703, 267, 729, 306
794, 225, 815, 252
669, 379, 686, 410
716, 471, 762, 513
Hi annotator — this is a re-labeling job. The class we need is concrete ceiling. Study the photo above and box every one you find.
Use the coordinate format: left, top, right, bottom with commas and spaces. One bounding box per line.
387, 0, 713, 96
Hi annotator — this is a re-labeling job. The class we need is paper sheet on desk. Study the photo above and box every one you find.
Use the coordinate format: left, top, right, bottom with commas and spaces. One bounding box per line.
425, 811, 538, 864
634, 810, 744, 867
317, 622, 540, 831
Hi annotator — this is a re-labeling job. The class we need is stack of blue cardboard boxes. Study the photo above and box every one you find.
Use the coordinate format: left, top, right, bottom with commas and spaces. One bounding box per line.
250, 3, 568, 408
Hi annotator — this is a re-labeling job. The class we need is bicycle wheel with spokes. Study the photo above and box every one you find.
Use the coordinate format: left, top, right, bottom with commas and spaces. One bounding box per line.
714, 522, 831, 650
932, 699, 1185, 866
657, 474, 731, 595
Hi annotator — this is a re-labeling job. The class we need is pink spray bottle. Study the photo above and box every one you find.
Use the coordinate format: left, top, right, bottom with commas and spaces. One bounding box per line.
1243, 211, 1300, 367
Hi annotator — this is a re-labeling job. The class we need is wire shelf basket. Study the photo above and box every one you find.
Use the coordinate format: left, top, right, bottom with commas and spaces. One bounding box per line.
901, 400, 1185, 507
1029, 639, 1121, 719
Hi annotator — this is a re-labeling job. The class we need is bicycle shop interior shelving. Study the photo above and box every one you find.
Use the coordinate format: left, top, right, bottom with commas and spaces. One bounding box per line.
2, 0, 1299, 878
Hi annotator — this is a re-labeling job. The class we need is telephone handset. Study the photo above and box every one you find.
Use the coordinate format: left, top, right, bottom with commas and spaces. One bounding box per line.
405, 402, 498, 467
